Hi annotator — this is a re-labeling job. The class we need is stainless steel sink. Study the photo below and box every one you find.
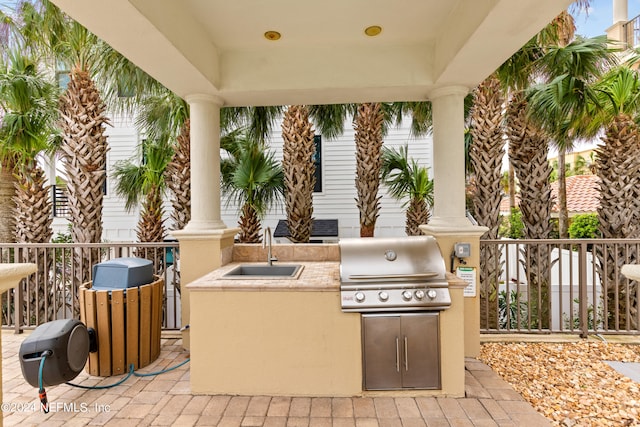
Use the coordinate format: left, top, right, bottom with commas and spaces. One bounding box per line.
221, 264, 304, 279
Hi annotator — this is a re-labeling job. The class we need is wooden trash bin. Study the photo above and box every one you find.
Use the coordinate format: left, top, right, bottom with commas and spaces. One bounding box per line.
79, 277, 164, 376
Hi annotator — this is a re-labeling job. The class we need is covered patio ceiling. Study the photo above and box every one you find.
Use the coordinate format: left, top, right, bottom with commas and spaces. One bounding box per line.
50, 0, 572, 107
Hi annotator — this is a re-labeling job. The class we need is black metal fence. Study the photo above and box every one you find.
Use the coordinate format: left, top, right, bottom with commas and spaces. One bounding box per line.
0, 242, 181, 332
4, 238, 640, 336
480, 239, 640, 336
623, 14, 640, 48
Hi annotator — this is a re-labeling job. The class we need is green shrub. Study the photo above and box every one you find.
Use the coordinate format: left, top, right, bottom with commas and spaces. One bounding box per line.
499, 207, 524, 239
568, 213, 600, 239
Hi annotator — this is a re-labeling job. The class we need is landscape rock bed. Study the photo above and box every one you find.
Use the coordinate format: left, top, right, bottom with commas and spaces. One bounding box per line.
479, 341, 640, 426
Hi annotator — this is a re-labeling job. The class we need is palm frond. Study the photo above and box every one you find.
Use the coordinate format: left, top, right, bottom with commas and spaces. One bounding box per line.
220, 130, 283, 218
134, 91, 188, 143
381, 144, 433, 209
308, 104, 354, 139
113, 139, 173, 212
537, 36, 617, 81
0, 49, 58, 166
391, 102, 433, 136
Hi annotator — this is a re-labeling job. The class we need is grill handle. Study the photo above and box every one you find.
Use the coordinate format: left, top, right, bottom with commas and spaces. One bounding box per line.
404, 336, 409, 371
395, 337, 400, 373
348, 273, 439, 280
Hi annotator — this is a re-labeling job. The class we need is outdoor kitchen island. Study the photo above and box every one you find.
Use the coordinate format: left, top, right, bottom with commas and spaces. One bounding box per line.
188, 249, 467, 397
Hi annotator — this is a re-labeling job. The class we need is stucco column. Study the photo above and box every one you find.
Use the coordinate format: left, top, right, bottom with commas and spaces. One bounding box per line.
429, 86, 470, 229
613, 0, 628, 24
172, 94, 238, 350
183, 94, 226, 231
608, 0, 629, 44
422, 85, 487, 358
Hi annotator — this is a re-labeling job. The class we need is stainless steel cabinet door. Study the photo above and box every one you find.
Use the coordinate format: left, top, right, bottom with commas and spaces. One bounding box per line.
401, 313, 440, 389
362, 315, 402, 390
362, 313, 440, 390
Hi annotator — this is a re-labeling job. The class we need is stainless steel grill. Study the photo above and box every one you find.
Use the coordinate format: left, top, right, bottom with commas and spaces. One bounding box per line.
339, 236, 451, 312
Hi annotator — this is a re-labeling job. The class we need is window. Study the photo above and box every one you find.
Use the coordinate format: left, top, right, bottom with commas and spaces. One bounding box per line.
313, 135, 322, 193
56, 71, 70, 90
56, 60, 70, 90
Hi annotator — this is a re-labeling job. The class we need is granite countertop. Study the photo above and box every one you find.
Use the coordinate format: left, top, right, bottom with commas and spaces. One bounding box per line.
188, 262, 467, 293
187, 261, 341, 292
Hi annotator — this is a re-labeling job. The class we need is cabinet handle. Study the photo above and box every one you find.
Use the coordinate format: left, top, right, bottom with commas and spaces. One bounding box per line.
404, 336, 409, 371
395, 337, 400, 372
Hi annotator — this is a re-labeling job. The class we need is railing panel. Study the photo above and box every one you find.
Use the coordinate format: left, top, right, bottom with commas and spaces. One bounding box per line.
481, 239, 640, 335
0, 242, 181, 331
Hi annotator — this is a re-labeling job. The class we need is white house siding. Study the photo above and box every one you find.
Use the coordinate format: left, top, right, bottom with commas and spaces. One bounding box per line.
221, 118, 434, 238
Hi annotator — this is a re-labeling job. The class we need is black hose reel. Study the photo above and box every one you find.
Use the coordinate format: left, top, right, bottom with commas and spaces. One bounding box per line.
19, 319, 97, 388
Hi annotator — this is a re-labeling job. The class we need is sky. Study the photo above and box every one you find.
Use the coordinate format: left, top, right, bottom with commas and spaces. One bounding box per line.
573, 0, 640, 36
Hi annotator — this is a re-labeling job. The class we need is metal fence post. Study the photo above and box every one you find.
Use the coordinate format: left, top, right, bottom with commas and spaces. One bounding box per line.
578, 242, 588, 338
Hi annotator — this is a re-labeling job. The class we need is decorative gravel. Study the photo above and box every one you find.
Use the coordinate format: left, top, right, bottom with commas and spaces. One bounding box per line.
479, 341, 640, 426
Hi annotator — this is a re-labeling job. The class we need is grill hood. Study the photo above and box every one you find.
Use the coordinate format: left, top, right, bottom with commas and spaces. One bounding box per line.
339, 236, 446, 284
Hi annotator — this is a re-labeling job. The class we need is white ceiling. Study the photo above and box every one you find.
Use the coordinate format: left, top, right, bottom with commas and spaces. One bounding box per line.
51, 0, 572, 106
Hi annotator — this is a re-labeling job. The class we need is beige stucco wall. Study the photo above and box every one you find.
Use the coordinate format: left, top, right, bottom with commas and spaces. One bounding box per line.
171, 228, 237, 349
190, 289, 362, 396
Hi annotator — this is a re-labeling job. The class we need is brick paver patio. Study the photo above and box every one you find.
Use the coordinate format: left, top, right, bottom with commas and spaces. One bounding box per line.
1, 331, 550, 426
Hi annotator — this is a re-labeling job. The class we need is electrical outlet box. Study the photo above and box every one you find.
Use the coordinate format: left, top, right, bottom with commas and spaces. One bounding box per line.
455, 242, 471, 258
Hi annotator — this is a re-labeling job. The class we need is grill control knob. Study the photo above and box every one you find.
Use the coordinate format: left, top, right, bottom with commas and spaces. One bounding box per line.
355, 292, 365, 303
402, 290, 413, 301
378, 291, 389, 302
427, 289, 438, 300
414, 290, 425, 300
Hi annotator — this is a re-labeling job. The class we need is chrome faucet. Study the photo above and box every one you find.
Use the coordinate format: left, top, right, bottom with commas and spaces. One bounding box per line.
263, 227, 278, 266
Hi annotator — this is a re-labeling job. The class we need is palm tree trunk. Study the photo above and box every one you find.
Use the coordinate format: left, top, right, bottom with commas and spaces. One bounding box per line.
237, 203, 261, 243
469, 75, 505, 330
557, 150, 569, 238
506, 93, 554, 330
508, 163, 516, 210
14, 162, 54, 325
282, 105, 315, 243
354, 103, 383, 238
58, 66, 110, 286
0, 162, 17, 243
136, 184, 166, 261
406, 198, 429, 236
165, 118, 191, 231
596, 113, 640, 329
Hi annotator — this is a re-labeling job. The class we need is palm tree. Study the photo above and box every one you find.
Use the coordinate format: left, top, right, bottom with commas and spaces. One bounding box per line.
0, 4, 36, 243
0, 51, 58, 244
221, 132, 283, 243
113, 139, 173, 249
133, 90, 191, 231
0, 50, 59, 323
527, 35, 615, 238
489, 5, 588, 329
590, 65, 640, 328
18, 1, 112, 285
281, 105, 315, 243
57, 25, 109, 284
381, 145, 434, 235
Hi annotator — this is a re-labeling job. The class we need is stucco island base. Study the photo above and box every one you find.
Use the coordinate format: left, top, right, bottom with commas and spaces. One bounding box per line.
188, 262, 466, 397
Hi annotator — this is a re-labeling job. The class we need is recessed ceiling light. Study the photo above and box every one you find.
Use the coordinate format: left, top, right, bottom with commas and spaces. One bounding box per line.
364, 25, 382, 37
264, 31, 281, 41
